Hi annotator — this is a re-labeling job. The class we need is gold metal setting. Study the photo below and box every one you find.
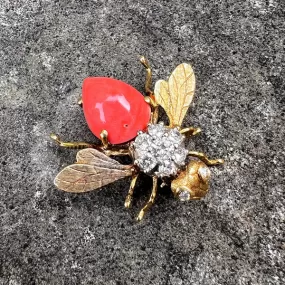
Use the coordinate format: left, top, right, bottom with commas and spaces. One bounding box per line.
180, 127, 201, 137
171, 161, 211, 200
136, 176, 158, 221
77, 97, 83, 107
51, 57, 224, 220
124, 174, 139, 208
100, 130, 109, 149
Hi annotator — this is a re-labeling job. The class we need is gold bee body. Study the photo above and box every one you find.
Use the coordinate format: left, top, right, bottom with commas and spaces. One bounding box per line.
51, 57, 224, 220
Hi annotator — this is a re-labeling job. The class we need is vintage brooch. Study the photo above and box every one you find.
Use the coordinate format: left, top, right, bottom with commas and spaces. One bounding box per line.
51, 57, 224, 220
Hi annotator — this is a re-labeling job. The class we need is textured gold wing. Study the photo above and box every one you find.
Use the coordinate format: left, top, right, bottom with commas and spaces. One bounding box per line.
154, 63, 195, 127
54, 148, 133, 193
76, 148, 123, 166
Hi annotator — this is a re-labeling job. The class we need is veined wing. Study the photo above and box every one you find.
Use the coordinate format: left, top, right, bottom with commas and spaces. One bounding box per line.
54, 148, 132, 193
154, 63, 195, 127
76, 148, 124, 167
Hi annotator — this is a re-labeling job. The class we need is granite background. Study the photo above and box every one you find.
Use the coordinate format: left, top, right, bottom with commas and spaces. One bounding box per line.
0, 0, 284, 284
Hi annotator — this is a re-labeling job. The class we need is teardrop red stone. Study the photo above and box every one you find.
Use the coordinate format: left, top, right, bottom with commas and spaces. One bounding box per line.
82, 77, 151, 144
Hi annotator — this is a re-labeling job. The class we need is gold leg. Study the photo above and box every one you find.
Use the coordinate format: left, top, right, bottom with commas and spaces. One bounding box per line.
78, 97, 83, 107
151, 107, 159, 124
180, 127, 201, 136
140, 56, 159, 125
136, 176, 158, 221
140, 56, 153, 96
50, 133, 130, 156
145, 96, 159, 124
124, 174, 139, 208
144, 96, 156, 107
188, 151, 224, 166
50, 134, 95, 149
100, 130, 109, 149
104, 149, 130, 156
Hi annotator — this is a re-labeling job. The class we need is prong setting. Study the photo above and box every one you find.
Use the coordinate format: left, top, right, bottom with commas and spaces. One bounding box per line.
177, 187, 191, 201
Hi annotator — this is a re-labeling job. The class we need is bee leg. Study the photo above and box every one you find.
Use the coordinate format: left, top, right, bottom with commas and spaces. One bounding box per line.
78, 97, 83, 107
100, 130, 109, 149
124, 173, 139, 208
140, 56, 159, 124
188, 151, 224, 166
50, 133, 130, 156
140, 56, 153, 96
180, 127, 201, 137
136, 176, 158, 221
104, 149, 130, 156
146, 98, 159, 124
50, 133, 95, 149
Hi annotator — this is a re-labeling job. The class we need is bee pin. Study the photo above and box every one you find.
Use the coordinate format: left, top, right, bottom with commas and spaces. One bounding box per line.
51, 57, 224, 221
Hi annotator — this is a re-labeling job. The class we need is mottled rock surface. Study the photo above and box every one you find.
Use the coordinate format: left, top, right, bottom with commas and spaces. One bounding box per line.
0, 1, 284, 284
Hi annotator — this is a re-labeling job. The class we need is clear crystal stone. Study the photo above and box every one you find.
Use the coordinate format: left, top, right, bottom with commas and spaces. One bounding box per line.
133, 123, 188, 177
198, 166, 211, 180
178, 190, 191, 201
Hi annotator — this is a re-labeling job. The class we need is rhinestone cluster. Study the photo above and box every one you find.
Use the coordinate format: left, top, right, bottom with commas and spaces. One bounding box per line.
133, 123, 188, 177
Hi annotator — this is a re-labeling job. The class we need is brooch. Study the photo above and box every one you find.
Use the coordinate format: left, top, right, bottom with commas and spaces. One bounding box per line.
51, 57, 224, 220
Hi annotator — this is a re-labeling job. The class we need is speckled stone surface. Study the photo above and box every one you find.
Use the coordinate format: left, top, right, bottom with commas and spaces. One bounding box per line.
0, 1, 284, 284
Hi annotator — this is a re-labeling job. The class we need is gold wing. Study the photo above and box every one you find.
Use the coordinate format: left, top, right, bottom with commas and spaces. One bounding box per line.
54, 148, 133, 193
154, 63, 195, 127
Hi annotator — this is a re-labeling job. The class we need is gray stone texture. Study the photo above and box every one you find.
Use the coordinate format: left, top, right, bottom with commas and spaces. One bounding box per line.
0, 0, 284, 284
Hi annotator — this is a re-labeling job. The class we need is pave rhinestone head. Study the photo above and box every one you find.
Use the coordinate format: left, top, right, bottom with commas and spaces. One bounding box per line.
133, 123, 188, 177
